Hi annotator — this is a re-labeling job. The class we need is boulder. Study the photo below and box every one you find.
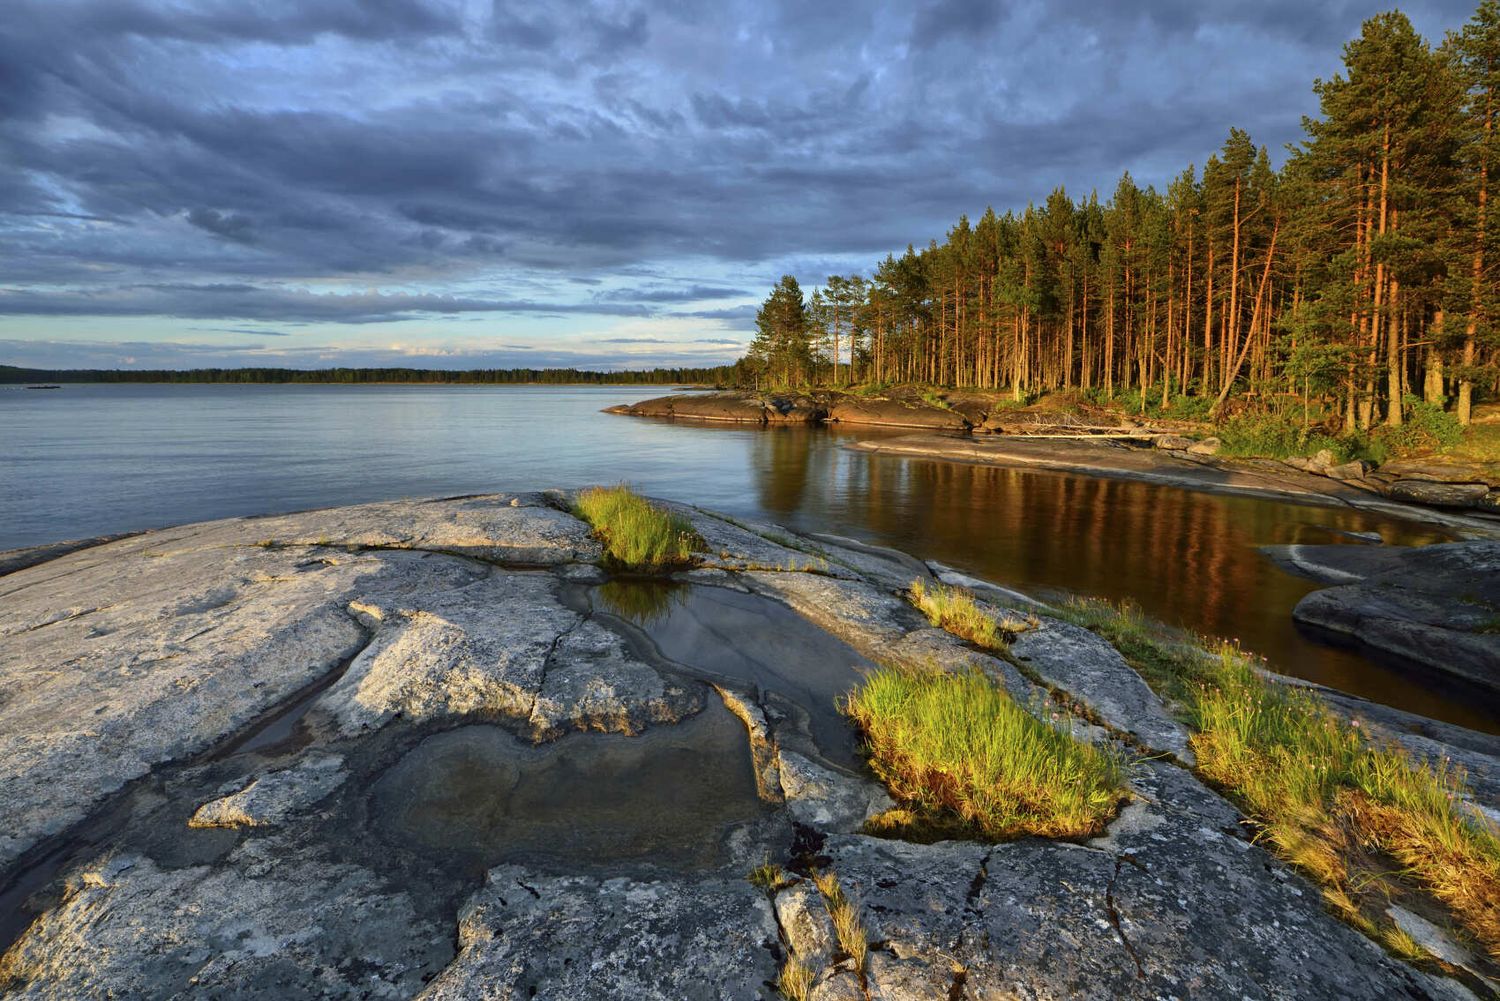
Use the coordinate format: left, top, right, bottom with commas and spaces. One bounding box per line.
189, 753, 348, 828
1327, 459, 1370, 481
1388, 480, 1491, 508
1272, 541, 1500, 692
1186, 436, 1222, 456
1153, 434, 1193, 451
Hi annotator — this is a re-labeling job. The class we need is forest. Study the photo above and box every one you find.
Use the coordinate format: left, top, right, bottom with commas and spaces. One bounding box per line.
743, 4, 1500, 432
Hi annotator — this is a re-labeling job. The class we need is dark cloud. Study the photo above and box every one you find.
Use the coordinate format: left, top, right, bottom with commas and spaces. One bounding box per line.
0, 0, 1482, 355
0, 284, 654, 323
595, 284, 751, 303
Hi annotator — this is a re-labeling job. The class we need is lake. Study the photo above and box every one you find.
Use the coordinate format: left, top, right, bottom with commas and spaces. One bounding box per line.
1, 382, 1488, 731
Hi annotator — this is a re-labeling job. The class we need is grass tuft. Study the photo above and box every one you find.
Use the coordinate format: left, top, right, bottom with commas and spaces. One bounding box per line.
812, 872, 868, 974
910, 578, 1031, 651
776, 956, 814, 1001
573, 484, 704, 571
1192, 648, 1500, 960
748, 858, 791, 893
843, 664, 1126, 840
1057, 595, 1500, 961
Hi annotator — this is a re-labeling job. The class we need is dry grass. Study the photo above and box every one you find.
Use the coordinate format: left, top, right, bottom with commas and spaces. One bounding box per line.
812, 871, 868, 974
776, 956, 814, 1001
843, 663, 1126, 841
573, 484, 703, 570
910, 578, 1033, 651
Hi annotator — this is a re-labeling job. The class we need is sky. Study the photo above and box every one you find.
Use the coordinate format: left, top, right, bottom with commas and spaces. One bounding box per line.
0, 0, 1483, 371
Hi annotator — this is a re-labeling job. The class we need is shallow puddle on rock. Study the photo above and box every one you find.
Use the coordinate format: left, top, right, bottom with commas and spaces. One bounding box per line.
369, 702, 768, 872
595, 581, 873, 769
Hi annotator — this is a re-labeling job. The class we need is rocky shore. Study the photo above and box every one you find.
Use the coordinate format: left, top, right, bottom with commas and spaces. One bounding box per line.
607, 390, 1500, 524
1, 494, 1497, 998
1262, 541, 1500, 695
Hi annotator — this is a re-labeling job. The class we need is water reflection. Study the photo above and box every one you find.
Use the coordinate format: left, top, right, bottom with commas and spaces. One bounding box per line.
594, 578, 690, 627
734, 428, 1491, 731
4, 384, 1491, 731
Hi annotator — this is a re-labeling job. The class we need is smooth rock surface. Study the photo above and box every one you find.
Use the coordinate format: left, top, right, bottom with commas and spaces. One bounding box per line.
1268, 541, 1500, 692
2, 492, 1489, 1000
1011, 618, 1196, 764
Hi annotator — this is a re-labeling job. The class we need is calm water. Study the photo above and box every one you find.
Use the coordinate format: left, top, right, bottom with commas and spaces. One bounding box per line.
1, 383, 1489, 730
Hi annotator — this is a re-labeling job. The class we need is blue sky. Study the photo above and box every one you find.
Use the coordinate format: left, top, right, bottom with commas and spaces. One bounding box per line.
0, 0, 1480, 370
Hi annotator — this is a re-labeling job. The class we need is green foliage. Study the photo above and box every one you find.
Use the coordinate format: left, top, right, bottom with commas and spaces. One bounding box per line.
1214, 412, 1348, 460
909, 578, 1034, 651
572, 485, 703, 571
844, 664, 1126, 840
1376, 397, 1467, 455
747, 859, 790, 893
1193, 647, 1500, 958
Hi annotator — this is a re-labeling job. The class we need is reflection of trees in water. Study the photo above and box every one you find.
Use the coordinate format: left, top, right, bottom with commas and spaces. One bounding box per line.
752, 428, 815, 519
594, 579, 688, 626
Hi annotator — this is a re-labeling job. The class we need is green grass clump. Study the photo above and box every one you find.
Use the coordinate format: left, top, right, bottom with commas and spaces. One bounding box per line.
843, 665, 1126, 840
910, 578, 1033, 651
1192, 648, 1500, 961
1052, 593, 1500, 961
573, 485, 703, 570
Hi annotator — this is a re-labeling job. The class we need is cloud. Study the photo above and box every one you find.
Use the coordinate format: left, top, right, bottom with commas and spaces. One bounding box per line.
0, 0, 1481, 364
0, 285, 655, 323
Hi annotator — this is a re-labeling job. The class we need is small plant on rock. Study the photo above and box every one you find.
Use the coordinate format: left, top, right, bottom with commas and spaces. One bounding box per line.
573, 484, 704, 571
776, 956, 814, 1001
844, 664, 1126, 841
910, 578, 1023, 651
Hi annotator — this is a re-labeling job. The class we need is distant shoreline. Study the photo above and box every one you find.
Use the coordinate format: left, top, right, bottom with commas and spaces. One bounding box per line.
0, 363, 730, 387
4, 380, 716, 388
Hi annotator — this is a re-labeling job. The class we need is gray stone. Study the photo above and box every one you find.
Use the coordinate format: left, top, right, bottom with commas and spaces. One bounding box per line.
241, 494, 604, 565
1277, 542, 1500, 693
669, 506, 855, 576
1011, 618, 1196, 764
816, 761, 1475, 1001
1387, 905, 1497, 991
0, 542, 445, 870
317, 571, 580, 734
1389, 480, 1492, 508
189, 753, 347, 828
1186, 436, 1221, 456
776, 880, 838, 967
778, 749, 893, 831
419, 866, 779, 1000
528, 619, 703, 739
1328, 459, 1370, 481
0, 849, 450, 999
809, 971, 865, 1000
1153, 434, 1193, 451
744, 571, 917, 654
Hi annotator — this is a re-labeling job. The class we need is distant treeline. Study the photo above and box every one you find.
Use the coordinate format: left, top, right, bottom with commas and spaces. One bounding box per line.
0, 365, 730, 386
